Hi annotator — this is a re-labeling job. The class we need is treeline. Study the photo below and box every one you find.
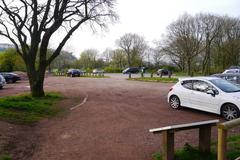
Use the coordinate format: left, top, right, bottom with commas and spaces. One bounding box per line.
1, 13, 240, 75
161, 13, 240, 75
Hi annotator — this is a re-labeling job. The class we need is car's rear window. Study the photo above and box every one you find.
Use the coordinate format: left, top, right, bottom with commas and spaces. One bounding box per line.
181, 80, 192, 89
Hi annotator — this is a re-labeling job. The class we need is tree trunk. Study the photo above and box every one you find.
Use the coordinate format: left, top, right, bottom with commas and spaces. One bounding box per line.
127, 53, 131, 67
27, 66, 46, 97
187, 57, 191, 76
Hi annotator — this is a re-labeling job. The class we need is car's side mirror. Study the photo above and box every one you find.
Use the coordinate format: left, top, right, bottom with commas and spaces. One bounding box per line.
206, 89, 216, 97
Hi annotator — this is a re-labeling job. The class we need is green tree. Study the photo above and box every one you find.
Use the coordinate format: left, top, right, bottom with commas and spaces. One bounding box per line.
0, 49, 26, 72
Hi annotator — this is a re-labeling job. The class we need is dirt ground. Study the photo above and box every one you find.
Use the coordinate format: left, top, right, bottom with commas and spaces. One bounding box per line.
0, 74, 239, 160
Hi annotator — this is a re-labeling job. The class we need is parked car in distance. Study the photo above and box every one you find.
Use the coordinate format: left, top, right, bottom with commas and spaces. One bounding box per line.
212, 73, 240, 86
229, 66, 240, 69
168, 76, 240, 120
92, 69, 104, 74
67, 69, 85, 77
222, 69, 240, 74
0, 75, 6, 89
0, 72, 21, 83
156, 69, 172, 77
122, 67, 139, 74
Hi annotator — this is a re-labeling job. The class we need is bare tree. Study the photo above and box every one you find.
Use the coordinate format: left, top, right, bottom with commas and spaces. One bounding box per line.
162, 13, 203, 75
111, 49, 127, 68
222, 17, 240, 67
0, 0, 117, 97
79, 49, 98, 69
151, 42, 164, 67
197, 13, 222, 75
116, 33, 148, 67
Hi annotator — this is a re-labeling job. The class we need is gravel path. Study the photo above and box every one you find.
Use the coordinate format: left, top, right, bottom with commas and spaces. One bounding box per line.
1, 74, 238, 160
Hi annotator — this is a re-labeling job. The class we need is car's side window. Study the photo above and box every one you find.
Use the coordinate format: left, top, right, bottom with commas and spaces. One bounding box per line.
181, 80, 192, 90
192, 80, 212, 93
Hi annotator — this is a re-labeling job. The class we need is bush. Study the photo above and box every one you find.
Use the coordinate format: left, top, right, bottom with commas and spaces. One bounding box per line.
104, 67, 123, 73
161, 65, 179, 72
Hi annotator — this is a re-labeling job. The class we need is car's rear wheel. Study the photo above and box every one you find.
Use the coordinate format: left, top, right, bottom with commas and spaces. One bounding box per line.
221, 104, 240, 121
8, 79, 14, 83
169, 95, 181, 109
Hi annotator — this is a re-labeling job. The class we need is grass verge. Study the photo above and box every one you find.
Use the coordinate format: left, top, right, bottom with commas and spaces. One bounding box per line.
78, 75, 110, 78
153, 135, 240, 160
128, 77, 178, 83
0, 92, 63, 124
0, 154, 11, 160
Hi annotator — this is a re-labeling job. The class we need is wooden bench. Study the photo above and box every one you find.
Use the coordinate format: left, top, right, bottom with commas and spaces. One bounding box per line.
149, 119, 219, 160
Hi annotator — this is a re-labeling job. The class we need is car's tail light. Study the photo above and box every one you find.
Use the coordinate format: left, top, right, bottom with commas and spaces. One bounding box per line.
169, 87, 173, 92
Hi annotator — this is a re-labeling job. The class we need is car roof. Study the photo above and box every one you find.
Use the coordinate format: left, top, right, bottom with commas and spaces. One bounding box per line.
213, 73, 240, 76
179, 76, 221, 81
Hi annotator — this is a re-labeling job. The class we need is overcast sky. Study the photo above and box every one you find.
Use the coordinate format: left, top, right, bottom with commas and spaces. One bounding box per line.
63, 0, 240, 57
1, 0, 240, 57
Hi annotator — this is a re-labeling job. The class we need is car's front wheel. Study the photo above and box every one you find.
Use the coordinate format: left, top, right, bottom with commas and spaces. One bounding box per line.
169, 95, 181, 109
221, 104, 240, 121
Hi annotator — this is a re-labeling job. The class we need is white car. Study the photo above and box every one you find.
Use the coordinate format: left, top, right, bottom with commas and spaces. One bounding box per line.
168, 77, 240, 120
0, 75, 6, 89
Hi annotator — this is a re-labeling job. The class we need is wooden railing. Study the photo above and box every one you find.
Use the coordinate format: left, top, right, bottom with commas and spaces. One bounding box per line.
149, 119, 219, 160
218, 118, 240, 160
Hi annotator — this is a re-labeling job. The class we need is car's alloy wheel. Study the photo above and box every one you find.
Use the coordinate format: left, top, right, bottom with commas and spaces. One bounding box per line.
222, 104, 240, 121
169, 96, 180, 109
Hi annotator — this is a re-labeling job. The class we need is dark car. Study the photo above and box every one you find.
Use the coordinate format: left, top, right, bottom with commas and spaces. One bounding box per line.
0, 72, 21, 83
122, 67, 139, 74
156, 69, 172, 77
212, 73, 240, 86
67, 69, 85, 77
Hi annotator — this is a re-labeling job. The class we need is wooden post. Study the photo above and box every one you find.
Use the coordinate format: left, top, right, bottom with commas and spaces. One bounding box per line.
199, 125, 211, 153
129, 73, 131, 79
218, 128, 227, 160
162, 130, 174, 160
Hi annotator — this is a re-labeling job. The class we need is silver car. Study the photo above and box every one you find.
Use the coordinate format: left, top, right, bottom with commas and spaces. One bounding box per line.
0, 75, 6, 89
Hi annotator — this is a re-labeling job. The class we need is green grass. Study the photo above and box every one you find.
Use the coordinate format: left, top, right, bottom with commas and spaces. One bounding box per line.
128, 77, 178, 83
153, 135, 240, 160
78, 75, 110, 78
0, 92, 63, 124
0, 154, 11, 160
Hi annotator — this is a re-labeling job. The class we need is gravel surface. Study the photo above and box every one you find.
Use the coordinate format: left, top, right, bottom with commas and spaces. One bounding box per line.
0, 74, 239, 160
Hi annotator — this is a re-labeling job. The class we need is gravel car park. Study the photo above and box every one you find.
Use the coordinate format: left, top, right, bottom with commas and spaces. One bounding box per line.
1, 74, 239, 160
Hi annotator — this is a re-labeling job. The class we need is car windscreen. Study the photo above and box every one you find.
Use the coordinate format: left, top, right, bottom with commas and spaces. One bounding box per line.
210, 79, 240, 93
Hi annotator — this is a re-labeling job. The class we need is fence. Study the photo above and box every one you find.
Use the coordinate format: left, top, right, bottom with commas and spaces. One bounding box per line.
218, 118, 240, 160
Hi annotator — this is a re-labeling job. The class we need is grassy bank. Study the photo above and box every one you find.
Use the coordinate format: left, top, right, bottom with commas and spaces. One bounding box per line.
0, 92, 63, 124
77, 75, 110, 78
128, 77, 178, 83
153, 135, 240, 160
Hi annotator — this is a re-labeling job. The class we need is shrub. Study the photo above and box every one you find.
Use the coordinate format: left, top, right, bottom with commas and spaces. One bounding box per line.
104, 67, 123, 73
